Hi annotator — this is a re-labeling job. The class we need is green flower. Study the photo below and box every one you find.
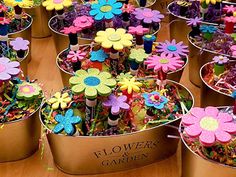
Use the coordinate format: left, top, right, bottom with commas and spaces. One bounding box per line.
16, 82, 42, 100
69, 68, 116, 99
129, 48, 149, 63
116, 72, 133, 82
231, 33, 236, 42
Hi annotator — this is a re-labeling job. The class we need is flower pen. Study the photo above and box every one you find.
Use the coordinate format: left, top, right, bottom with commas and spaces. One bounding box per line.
129, 48, 148, 75
143, 34, 156, 54
128, 25, 149, 47
10, 37, 29, 62
0, 17, 10, 46
186, 17, 202, 37
212, 55, 229, 77
121, 4, 134, 29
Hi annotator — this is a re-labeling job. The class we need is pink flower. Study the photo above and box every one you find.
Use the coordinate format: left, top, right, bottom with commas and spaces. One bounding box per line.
182, 107, 236, 146
73, 16, 94, 30
230, 45, 236, 56
67, 50, 87, 63
0, 17, 11, 25
122, 4, 135, 13
224, 16, 236, 23
223, 5, 235, 14
60, 26, 81, 34
128, 25, 149, 36
144, 53, 184, 73
0, 4, 8, 13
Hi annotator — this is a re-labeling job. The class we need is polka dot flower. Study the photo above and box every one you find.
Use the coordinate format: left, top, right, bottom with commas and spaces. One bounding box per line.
69, 68, 117, 99
0, 57, 20, 82
42, 0, 72, 11
4, 0, 33, 8
133, 8, 164, 24
95, 28, 133, 50
89, 0, 122, 21
16, 82, 42, 100
182, 107, 236, 146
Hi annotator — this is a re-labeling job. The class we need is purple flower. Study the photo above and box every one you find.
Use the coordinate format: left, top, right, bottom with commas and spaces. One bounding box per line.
10, 37, 29, 51
212, 55, 229, 65
156, 39, 189, 58
133, 8, 164, 24
186, 17, 202, 27
0, 57, 20, 81
103, 94, 130, 115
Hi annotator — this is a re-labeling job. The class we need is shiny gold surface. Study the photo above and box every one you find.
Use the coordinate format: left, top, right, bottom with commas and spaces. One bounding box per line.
25, 6, 51, 38
182, 141, 236, 177
0, 110, 41, 162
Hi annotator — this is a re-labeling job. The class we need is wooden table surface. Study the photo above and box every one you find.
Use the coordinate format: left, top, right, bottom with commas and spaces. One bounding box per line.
0, 22, 200, 177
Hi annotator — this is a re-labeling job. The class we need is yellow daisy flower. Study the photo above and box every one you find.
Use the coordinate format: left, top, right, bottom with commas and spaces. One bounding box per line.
4, 0, 33, 8
94, 28, 133, 50
118, 77, 142, 94
200, 0, 221, 5
42, 0, 72, 11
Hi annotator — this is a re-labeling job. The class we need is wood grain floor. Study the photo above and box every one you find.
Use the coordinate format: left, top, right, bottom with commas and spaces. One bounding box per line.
0, 21, 200, 177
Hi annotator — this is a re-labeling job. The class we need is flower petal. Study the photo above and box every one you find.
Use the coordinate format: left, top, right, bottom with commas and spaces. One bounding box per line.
215, 129, 232, 144
220, 123, 236, 133
205, 106, 219, 118
65, 109, 73, 117
102, 78, 116, 87
113, 42, 123, 50
96, 84, 111, 96
190, 107, 205, 118
182, 114, 200, 126
217, 112, 233, 123
53, 123, 64, 134
111, 105, 120, 115
85, 87, 97, 99
199, 130, 215, 146
88, 68, 100, 75
71, 84, 85, 94
185, 124, 202, 138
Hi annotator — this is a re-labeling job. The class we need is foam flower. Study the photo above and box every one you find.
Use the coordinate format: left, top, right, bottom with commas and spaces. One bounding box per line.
89, 0, 122, 21
224, 16, 236, 23
10, 37, 29, 51
73, 16, 94, 30
230, 45, 236, 56
42, 0, 72, 11
129, 48, 149, 63
212, 55, 229, 65
53, 109, 82, 136
156, 39, 189, 58
90, 49, 108, 63
144, 53, 184, 73
118, 77, 142, 94
186, 17, 202, 27
4, 0, 33, 8
200, 0, 222, 5
0, 57, 20, 82
0, 17, 11, 25
116, 72, 133, 82
16, 82, 42, 100
200, 25, 218, 34
232, 90, 236, 98
103, 94, 130, 115
143, 91, 168, 109
95, 28, 133, 50
0, 4, 8, 12
69, 68, 116, 99
223, 5, 236, 15
133, 8, 164, 24
67, 50, 87, 63
48, 92, 72, 110
122, 3, 135, 13
60, 26, 80, 34
231, 33, 236, 41
128, 25, 149, 36
182, 107, 236, 146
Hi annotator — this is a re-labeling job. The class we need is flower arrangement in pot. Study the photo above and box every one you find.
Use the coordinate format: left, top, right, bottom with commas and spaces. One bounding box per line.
43, 0, 163, 53
56, 25, 189, 86
181, 106, 236, 177
0, 57, 44, 162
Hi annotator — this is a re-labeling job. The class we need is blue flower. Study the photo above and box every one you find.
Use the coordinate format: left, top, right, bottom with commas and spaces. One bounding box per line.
232, 91, 236, 99
143, 34, 156, 42
90, 49, 108, 62
200, 25, 218, 34
143, 91, 168, 109
53, 109, 82, 136
89, 0, 122, 21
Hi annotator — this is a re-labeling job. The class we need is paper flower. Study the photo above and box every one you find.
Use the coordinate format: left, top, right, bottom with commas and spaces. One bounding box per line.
223, 5, 236, 14
0, 17, 11, 25
103, 94, 130, 115
95, 28, 133, 50
144, 53, 184, 73
122, 4, 135, 13
230, 45, 236, 56
143, 91, 168, 109
212, 55, 229, 65
48, 92, 72, 110
156, 39, 189, 58
200, 25, 218, 34
60, 26, 80, 34
73, 16, 94, 30
67, 50, 87, 63
53, 109, 82, 135
0, 57, 20, 81
89, 0, 122, 21
4, 0, 33, 8
42, 0, 72, 11
0, 4, 8, 12
133, 8, 164, 24
200, 0, 221, 5
69, 68, 116, 99
129, 48, 149, 63
186, 17, 202, 27
128, 25, 149, 36
182, 107, 236, 146
16, 82, 42, 100
90, 49, 108, 63
10, 37, 29, 51
118, 77, 142, 94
